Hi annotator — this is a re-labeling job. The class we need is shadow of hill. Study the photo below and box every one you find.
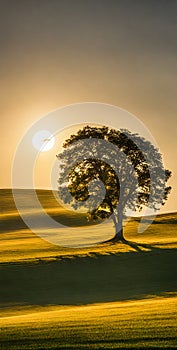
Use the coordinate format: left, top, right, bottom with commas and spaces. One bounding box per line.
0, 188, 99, 233
0, 214, 90, 234
1, 247, 176, 306
0, 216, 28, 233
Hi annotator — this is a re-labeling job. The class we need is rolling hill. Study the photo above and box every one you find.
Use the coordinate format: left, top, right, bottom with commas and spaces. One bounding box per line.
0, 189, 177, 349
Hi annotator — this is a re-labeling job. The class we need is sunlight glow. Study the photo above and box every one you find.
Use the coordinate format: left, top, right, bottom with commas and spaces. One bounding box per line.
32, 130, 55, 152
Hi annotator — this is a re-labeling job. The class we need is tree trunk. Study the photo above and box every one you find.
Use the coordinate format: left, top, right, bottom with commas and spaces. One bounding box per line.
106, 212, 126, 243
115, 211, 125, 241
114, 226, 125, 242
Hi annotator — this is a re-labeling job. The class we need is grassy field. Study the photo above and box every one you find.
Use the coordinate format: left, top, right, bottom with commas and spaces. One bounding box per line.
0, 189, 177, 349
1, 297, 177, 349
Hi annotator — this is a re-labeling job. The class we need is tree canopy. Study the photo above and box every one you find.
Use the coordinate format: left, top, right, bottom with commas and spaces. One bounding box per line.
57, 125, 171, 242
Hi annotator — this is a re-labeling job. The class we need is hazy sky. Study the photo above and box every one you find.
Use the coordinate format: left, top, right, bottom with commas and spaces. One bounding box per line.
1, 0, 177, 213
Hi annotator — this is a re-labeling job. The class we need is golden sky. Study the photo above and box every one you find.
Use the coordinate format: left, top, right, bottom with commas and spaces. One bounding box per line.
1, 0, 177, 213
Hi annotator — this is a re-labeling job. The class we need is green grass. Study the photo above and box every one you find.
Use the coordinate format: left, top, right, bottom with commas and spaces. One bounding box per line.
1, 297, 177, 349
0, 189, 177, 349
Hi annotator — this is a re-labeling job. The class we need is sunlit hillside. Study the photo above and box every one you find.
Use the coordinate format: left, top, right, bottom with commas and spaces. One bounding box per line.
1, 189, 177, 263
0, 189, 177, 349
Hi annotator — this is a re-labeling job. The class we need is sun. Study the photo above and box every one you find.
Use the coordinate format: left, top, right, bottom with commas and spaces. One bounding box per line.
32, 130, 55, 152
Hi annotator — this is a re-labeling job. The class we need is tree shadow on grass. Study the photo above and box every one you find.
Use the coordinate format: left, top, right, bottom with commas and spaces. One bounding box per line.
122, 240, 160, 252
101, 237, 165, 252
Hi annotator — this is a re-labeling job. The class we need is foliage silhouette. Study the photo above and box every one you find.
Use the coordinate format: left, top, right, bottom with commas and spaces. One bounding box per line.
57, 126, 171, 242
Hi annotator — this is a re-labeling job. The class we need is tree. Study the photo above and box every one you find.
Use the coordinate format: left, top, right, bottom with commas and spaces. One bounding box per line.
57, 126, 171, 242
